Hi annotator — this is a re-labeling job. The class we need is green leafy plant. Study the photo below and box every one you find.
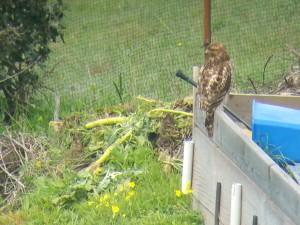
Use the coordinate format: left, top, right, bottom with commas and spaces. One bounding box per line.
0, 0, 64, 124
257, 134, 298, 182
0, 97, 202, 224
113, 73, 124, 103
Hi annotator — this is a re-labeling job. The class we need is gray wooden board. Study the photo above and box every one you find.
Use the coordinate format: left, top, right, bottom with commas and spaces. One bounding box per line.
192, 101, 300, 225
192, 125, 295, 225
226, 94, 300, 127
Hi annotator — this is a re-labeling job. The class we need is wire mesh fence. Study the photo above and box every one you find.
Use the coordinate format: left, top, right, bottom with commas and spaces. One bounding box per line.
210, 0, 300, 94
42, 0, 300, 113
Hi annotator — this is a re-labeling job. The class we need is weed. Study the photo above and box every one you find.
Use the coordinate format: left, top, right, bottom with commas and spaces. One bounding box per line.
256, 134, 298, 182
0, 98, 202, 224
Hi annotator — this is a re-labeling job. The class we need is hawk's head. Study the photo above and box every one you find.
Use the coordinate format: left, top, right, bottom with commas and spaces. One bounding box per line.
205, 43, 229, 61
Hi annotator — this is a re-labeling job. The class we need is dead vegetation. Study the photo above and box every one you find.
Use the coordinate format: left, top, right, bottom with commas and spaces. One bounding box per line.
0, 97, 193, 210
0, 132, 48, 209
244, 45, 300, 95
269, 45, 300, 95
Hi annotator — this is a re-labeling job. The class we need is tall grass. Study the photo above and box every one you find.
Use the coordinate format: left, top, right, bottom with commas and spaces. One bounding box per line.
2, 0, 299, 124
42, 0, 203, 112
40, 0, 300, 115
0, 1, 299, 223
0, 139, 203, 225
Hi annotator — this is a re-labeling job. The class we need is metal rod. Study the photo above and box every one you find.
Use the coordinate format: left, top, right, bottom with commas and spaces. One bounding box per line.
176, 70, 198, 87
214, 182, 221, 225
203, 0, 211, 54
223, 105, 252, 130
252, 215, 258, 225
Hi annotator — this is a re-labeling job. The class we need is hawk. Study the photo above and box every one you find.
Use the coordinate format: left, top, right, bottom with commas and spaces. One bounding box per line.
198, 43, 233, 137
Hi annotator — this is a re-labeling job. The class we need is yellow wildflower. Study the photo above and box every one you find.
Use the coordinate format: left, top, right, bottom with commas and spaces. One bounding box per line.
187, 189, 193, 194
175, 189, 182, 197
177, 42, 182, 47
111, 205, 120, 214
183, 181, 193, 194
125, 190, 135, 201
100, 193, 110, 205
128, 181, 135, 188
100, 193, 110, 202
122, 213, 126, 218
104, 193, 110, 200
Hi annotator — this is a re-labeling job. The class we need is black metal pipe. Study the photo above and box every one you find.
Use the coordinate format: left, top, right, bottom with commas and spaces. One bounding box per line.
203, 0, 211, 51
214, 182, 221, 225
175, 70, 197, 87
252, 215, 258, 225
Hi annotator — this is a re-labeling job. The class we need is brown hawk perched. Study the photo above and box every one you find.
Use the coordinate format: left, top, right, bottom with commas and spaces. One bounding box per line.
198, 43, 233, 137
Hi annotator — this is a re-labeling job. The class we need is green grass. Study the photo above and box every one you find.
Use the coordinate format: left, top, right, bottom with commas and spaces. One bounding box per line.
0, 99, 202, 225
0, 0, 300, 224
0, 142, 202, 225
211, 0, 300, 92
40, 0, 300, 114
42, 0, 203, 111
13, 160, 200, 225
2, 0, 299, 123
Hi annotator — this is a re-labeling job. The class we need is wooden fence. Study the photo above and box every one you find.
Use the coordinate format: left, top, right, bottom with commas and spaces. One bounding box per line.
191, 73, 300, 224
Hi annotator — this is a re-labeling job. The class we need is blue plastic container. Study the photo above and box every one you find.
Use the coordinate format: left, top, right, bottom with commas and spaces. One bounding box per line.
252, 100, 300, 163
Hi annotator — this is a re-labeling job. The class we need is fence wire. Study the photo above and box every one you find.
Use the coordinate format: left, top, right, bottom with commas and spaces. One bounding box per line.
42, 0, 300, 112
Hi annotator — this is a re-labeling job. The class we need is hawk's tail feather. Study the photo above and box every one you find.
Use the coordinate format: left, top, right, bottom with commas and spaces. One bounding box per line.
205, 110, 215, 138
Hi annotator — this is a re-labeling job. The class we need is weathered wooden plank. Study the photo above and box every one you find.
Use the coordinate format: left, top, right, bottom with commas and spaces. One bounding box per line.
192, 97, 300, 224
214, 106, 300, 223
192, 123, 295, 225
269, 165, 300, 218
226, 93, 300, 127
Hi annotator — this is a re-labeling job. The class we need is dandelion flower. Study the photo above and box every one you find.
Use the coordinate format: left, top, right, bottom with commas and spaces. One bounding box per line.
104, 193, 110, 200
100, 193, 110, 203
185, 181, 191, 190
125, 190, 135, 201
100, 193, 110, 205
187, 189, 193, 194
183, 181, 193, 194
175, 189, 182, 197
112, 205, 120, 214
128, 181, 135, 188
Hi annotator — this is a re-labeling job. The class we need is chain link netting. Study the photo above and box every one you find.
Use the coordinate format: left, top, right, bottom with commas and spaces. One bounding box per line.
42, 0, 300, 112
